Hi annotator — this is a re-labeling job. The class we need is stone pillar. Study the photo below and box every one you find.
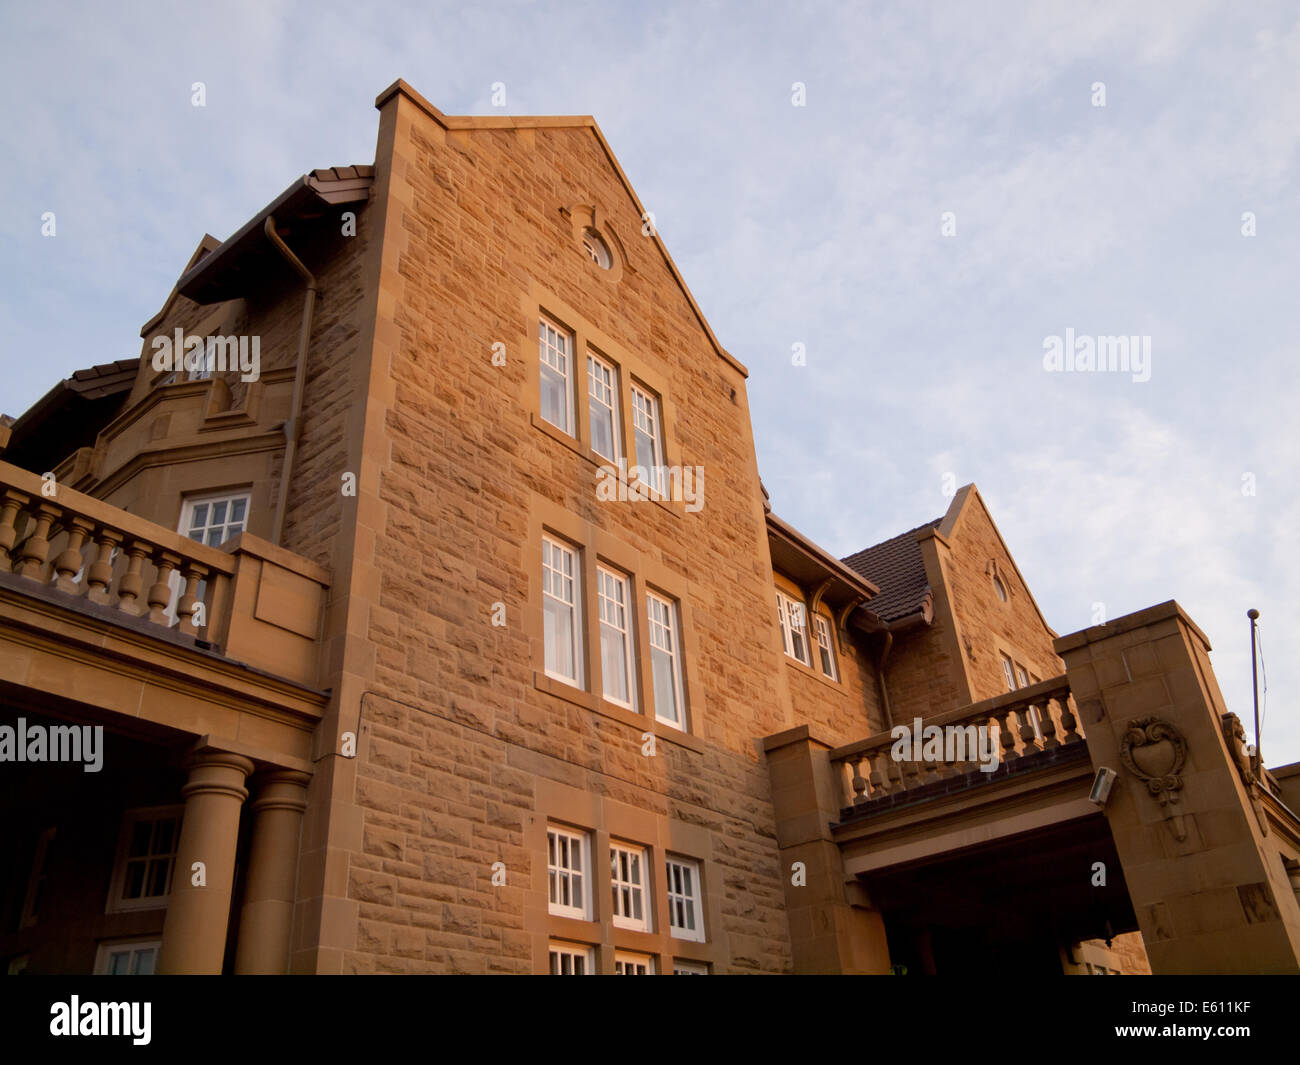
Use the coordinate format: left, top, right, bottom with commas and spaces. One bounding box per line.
763, 725, 892, 973
157, 749, 255, 974
1056, 601, 1300, 974
234, 769, 311, 974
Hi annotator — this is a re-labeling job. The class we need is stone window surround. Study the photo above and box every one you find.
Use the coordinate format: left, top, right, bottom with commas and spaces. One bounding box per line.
527, 778, 724, 975
527, 491, 707, 753
522, 280, 689, 520
773, 571, 844, 693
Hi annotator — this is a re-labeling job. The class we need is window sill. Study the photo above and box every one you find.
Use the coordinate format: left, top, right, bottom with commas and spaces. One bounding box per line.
530, 412, 685, 519
532, 671, 705, 754
783, 652, 843, 694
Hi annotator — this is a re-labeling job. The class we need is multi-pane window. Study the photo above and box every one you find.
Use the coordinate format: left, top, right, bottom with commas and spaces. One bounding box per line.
94, 939, 161, 975
630, 384, 665, 494
587, 353, 621, 462
614, 951, 653, 975
598, 567, 636, 708
777, 591, 810, 665
609, 843, 650, 931
673, 960, 709, 975
539, 317, 573, 434
547, 826, 590, 920
181, 493, 249, 547
813, 614, 838, 681
109, 808, 182, 911
647, 592, 685, 729
666, 856, 704, 941
543, 537, 582, 686
549, 942, 593, 975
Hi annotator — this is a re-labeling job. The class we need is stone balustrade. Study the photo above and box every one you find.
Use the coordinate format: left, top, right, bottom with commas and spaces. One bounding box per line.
828, 675, 1084, 812
0, 461, 237, 639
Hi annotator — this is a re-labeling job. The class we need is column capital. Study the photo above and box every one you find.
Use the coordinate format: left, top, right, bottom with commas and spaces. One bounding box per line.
249, 768, 312, 815
179, 747, 256, 804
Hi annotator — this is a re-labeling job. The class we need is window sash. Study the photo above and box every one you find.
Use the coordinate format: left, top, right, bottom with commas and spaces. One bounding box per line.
548, 942, 593, 975
95, 939, 161, 975
777, 592, 810, 665
814, 614, 838, 680
1000, 654, 1017, 693
630, 385, 665, 494
109, 808, 183, 912
647, 592, 684, 727
539, 318, 573, 433
667, 857, 704, 941
598, 567, 636, 708
547, 828, 589, 919
610, 843, 649, 930
543, 538, 582, 684
614, 951, 653, 975
587, 353, 620, 462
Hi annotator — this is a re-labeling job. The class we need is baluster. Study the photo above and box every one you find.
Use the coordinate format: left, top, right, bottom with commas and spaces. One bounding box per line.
15, 503, 59, 581
116, 541, 151, 615
1038, 702, 1061, 750
147, 549, 181, 625
51, 516, 94, 594
0, 490, 28, 572
1019, 706, 1040, 755
869, 749, 889, 798
176, 561, 209, 635
86, 528, 122, 605
1056, 695, 1082, 744
848, 755, 869, 806
1000, 709, 1022, 762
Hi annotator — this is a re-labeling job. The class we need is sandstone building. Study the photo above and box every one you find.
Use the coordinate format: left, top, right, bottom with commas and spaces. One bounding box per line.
2, 80, 1299, 975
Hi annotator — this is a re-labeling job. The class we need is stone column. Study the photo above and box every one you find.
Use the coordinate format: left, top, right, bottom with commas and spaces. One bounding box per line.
763, 725, 893, 973
157, 749, 255, 974
234, 769, 311, 974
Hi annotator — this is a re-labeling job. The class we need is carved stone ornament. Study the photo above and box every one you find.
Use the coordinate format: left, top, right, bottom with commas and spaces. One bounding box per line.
1120, 716, 1189, 841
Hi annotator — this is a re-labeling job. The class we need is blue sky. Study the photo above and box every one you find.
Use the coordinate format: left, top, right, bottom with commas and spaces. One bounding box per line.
2, 0, 1297, 762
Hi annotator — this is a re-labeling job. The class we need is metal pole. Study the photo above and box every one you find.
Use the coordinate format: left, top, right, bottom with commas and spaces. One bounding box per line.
1248, 608, 1261, 777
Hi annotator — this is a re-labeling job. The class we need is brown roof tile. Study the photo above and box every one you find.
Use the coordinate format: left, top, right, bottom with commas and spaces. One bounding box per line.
841, 519, 941, 622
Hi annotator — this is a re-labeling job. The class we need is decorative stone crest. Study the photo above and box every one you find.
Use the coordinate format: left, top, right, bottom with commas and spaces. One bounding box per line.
1120, 716, 1188, 840
1120, 717, 1186, 802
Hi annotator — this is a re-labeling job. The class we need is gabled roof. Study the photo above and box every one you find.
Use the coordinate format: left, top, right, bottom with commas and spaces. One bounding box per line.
841, 519, 941, 623
2, 358, 140, 472
374, 79, 748, 379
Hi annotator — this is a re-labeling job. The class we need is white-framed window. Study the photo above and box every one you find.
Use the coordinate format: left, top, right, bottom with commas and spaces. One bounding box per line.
673, 959, 709, 975
542, 537, 583, 686
992, 574, 1007, 602
609, 842, 650, 931
185, 338, 215, 381
630, 383, 665, 495
646, 592, 685, 729
94, 938, 161, 975
666, 856, 704, 941
777, 591, 810, 666
1015, 665, 1029, 689
106, 807, 183, 913
549, 941, 594, 975
597, 567, 636, 708
19, 826, 55, 929
999, 653, 1017, 693
587, 352, 621, 462
614, 951, 653, 975
539, 317, 573, 434
813, 614, 838, 681
180, 492, 250, 548
547, 826, 591, 920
